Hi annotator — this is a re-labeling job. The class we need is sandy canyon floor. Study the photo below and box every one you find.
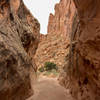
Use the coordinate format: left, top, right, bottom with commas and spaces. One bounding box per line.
27, 76, 73, 100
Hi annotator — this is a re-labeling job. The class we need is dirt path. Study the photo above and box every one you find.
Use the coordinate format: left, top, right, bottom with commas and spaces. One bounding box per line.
27, 76, 73, 100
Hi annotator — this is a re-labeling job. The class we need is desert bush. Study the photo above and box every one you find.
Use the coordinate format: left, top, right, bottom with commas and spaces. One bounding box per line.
44, 62, 58, 71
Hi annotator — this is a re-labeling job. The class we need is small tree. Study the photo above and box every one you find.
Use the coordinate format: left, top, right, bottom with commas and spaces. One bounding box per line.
44, 62, 58, 71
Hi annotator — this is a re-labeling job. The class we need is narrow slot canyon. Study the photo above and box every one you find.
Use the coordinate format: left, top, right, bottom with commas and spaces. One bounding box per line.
0, 0, 100, 100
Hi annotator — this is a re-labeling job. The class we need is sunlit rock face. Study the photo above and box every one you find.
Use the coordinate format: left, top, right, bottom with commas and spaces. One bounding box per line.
34, 0, 76, 69
59, 0, 100, 100
48, 0, 75, 37
0, 0, 40, 99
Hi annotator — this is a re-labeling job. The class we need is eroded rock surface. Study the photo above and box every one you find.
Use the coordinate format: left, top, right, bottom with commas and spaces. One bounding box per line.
60, 0, 100, 100
0, 0, 40, 100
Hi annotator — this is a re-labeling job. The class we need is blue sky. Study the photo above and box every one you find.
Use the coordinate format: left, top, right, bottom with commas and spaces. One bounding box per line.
23, 0, 60, 34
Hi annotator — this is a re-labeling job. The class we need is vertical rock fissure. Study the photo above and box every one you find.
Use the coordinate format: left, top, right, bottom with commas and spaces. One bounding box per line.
68, 12, 79, 76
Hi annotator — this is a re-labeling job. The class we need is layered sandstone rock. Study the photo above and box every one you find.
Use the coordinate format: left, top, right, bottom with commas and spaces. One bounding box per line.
34, 0, 76, 69
0, 0, 40, 100
60, 0, 100, 100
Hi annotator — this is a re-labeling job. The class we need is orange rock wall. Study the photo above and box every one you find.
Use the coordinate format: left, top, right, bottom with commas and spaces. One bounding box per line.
60, 0, 100, 100
0, 0, 40, 99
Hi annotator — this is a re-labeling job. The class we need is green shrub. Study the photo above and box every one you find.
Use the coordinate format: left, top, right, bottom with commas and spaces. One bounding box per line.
44, 62, 58, 71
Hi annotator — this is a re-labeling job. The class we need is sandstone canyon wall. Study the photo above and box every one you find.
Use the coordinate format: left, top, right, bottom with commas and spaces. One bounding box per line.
60, 0, 100, 100
34, 0, 76, 69
0, 0, 40, 100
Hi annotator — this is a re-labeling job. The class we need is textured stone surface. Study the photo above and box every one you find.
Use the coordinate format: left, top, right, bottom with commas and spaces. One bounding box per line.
0, 0, 40, 100
59, 0, 100, 100
34, 0, 76, 69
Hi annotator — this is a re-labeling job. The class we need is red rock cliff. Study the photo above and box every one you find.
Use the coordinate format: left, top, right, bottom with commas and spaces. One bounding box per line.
48, 0, 75, 37
0, 0, 40, 100
60, 0, 100, 100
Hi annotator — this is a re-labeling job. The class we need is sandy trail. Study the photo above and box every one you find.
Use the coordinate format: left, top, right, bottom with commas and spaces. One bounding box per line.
27, 76, 73, 100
